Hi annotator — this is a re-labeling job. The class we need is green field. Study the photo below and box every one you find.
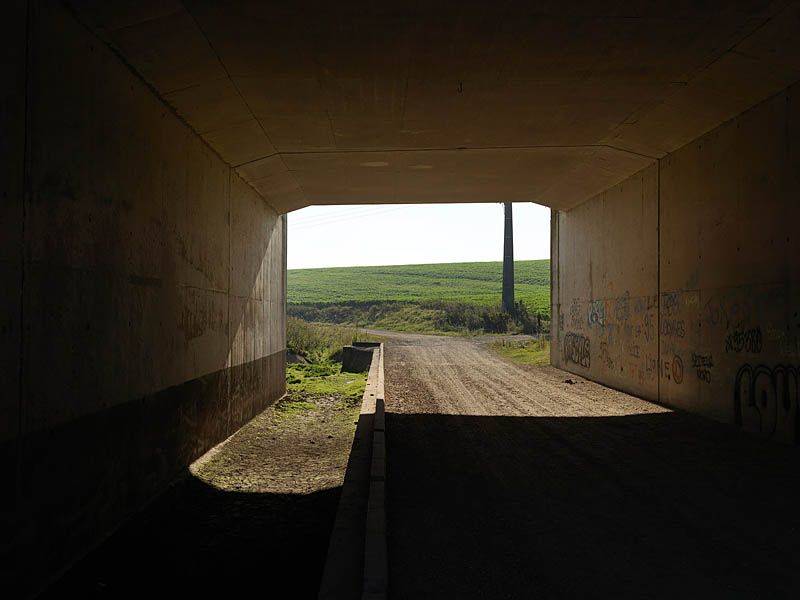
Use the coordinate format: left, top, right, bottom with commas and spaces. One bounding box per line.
288, 259, 551, 316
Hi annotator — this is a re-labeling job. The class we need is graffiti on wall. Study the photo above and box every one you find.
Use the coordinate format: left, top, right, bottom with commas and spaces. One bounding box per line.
599, 341, 614, 369
702, 291, 759, 331
691, 353, 714, 383
734, 364, 798, 442
563, 294, 659, 387
644, 355, 658, 379
569, 298, 583, 330
559, 286, 798, 431
725, 326, 763, 354
660, 355, 684, 384
765, 323, 800, 356
643, 313, 655, 342
660, 318, 686, 338
557, 293, 660, 390
662, 292, 680, 316
614, 292, 630, 323
563, 332, 591, 368
588, 300, 605, 328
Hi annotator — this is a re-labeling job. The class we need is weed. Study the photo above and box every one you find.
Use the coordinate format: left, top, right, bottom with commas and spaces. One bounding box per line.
489, 338, 551, 366
287, 318, 380, 362
286, 363, 368, 401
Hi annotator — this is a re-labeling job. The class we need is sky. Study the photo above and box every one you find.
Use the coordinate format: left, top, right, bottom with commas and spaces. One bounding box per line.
287, 202, 551, 270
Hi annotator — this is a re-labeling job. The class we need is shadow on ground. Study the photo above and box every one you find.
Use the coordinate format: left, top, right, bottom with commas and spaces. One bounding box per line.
41, 476, 340, 599
387, 410, 800, 599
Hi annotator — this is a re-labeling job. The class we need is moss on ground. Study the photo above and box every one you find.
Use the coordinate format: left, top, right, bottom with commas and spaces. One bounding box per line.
274, 399, 317, 415
286, 362, 368, 402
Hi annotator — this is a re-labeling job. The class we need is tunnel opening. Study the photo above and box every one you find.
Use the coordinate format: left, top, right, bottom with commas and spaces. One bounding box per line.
285, 201, 552, 338
4, 1, 800, 597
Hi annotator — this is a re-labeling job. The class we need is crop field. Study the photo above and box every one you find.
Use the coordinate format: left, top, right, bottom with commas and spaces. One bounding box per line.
288, 259, 551, 316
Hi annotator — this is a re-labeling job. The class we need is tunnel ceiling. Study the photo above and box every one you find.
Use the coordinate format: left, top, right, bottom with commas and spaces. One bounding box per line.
70, 0, 800, 213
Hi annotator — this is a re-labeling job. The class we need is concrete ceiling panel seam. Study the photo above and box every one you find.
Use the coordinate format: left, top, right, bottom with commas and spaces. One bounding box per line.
603, 1, 800, 156
64, 1, 800, 213
179, 5, 307, 212
62, 1, 282, 215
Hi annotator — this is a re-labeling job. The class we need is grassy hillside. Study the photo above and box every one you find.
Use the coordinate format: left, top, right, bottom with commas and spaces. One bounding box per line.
288, 259, 551, 316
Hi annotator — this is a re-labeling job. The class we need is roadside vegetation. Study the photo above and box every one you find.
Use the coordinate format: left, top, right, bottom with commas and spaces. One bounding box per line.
285, 362, 367, 404
286, 316, 379, 362
288, 259, 551, 335
489, 337, 551, 366
284, 318, 379, 408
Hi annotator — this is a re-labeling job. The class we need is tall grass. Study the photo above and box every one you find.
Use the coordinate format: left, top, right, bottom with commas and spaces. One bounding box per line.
489, 337, 551, 366
288, 300, 549, 335
286, 317, 376, 362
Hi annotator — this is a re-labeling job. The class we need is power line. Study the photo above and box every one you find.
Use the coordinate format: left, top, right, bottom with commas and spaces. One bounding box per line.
289, 205, 403, 227
292, 206, 404, 229
291, 206, 406, 230
290, 204, 396, 223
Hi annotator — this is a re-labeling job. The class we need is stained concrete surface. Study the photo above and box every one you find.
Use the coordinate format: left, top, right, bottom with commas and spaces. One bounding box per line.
0, 3, 27, 548
385, 332, 800, 598
5, 0, 800, 596
41, 390, 361, 599
67, 0, 800, 212
4, 2, 287, 596
551, 79, 800, 440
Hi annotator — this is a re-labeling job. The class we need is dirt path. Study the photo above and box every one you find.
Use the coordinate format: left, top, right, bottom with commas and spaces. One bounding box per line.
43, 392, 361, 599
384, 332, 800, 599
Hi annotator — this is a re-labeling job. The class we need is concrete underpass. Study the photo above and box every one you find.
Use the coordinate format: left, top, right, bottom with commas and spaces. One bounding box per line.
3, 1, 800, 597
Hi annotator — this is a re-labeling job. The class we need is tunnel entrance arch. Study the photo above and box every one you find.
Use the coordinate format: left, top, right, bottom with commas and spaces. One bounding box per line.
4, 1, 799, 594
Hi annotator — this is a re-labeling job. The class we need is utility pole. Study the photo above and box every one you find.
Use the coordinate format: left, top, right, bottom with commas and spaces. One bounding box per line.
502, 202, 515, 314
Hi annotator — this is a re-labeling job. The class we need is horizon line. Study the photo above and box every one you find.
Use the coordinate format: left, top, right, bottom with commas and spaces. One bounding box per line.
288, 256, 551, 271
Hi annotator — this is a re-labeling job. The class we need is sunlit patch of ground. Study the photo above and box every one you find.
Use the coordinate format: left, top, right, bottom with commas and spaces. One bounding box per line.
45, 363, 367, 599
191, 363, 366, 495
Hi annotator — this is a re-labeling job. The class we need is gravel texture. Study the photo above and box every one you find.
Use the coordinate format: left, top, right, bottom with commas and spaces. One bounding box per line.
383, 331, 800, 599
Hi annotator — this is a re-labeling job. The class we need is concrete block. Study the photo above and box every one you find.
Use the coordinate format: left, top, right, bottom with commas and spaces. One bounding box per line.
342, 345, 376, 373
353, 341, 381, 348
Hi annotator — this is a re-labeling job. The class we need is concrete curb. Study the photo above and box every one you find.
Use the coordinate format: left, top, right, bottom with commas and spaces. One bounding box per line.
318, 344, 387, 600
362, 344, 387, 600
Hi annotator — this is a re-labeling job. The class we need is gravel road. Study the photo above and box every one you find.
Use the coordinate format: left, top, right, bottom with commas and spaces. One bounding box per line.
384, 332, 800, 599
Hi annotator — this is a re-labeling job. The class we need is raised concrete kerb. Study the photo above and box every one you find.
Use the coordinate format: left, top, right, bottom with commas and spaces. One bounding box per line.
362, 343, 387, 600
318, 343, 387, 600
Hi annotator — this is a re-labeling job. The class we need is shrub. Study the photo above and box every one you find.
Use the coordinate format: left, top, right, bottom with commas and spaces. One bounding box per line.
286, 317, 374, 363
288, 299, 550, 335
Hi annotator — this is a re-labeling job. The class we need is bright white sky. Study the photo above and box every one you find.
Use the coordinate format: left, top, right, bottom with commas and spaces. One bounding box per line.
287, 202, 551, 269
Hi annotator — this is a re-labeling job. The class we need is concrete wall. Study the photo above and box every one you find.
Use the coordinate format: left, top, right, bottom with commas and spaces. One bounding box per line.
1, 1, 27, 574
552, 81, 800, 442
551, 164, 660, 401
3, 2, 286, 594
